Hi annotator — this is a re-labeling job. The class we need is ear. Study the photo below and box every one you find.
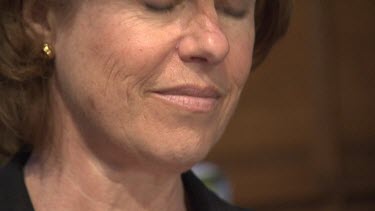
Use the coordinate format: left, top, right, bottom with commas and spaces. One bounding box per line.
22, 0, 57, 44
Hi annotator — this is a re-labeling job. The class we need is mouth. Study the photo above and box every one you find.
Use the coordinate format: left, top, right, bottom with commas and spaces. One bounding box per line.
150, 85, 222, 113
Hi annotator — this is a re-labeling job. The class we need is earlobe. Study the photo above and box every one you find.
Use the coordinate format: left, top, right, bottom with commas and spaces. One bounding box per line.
22, 0, 56, 44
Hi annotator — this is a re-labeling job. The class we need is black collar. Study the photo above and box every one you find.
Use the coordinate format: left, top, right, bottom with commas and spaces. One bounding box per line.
0, 149, 250, 211
0, 148, 34, 211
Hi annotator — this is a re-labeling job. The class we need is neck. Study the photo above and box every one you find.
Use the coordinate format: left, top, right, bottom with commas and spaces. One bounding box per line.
24, 138, 187, 211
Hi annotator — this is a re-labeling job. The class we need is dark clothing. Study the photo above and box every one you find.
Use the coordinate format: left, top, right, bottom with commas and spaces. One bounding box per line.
0, 149, 250, 211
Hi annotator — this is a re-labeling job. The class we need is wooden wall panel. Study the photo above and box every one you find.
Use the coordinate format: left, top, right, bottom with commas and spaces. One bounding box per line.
208, 1, 375, 210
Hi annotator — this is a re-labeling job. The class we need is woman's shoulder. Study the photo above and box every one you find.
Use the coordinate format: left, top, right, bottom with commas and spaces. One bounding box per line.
182, 171, 252, 211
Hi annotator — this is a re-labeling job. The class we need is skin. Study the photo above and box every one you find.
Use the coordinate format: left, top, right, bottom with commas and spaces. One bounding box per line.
24, 0, 255, 210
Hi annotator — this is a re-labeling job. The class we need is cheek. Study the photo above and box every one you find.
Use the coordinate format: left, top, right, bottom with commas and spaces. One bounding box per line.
227, 35, 254, 88
85, 22, 174, 88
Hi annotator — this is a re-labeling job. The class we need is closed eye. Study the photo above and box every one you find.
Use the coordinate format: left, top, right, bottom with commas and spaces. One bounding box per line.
218, 7, 248, 19
144, 2, 175, 13
143, 0, 184, 13
215, 0, 254, 19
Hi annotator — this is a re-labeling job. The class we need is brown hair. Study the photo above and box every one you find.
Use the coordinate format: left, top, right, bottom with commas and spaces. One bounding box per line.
0, 0, 292, 159
254, 0, 292, 68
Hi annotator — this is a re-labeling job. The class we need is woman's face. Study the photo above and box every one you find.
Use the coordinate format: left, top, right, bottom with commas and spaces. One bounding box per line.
52, 0, 255, 170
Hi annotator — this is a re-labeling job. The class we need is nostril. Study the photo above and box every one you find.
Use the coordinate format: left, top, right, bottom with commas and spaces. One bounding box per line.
190, 56, 208, 63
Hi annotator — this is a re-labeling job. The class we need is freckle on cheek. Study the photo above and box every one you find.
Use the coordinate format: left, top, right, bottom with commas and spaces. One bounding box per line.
89, 41, 105, 56
87, 96, 97, 111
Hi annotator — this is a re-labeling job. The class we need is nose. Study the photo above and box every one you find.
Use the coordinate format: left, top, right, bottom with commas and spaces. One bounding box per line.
177, 14, 230, 65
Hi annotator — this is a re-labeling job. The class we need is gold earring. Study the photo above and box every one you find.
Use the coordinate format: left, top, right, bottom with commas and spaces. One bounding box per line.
42, 43, 54, 59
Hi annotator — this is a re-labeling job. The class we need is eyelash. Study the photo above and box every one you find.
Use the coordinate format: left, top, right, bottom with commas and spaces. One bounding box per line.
144, 3, 176, 13
220, 8, 248, 19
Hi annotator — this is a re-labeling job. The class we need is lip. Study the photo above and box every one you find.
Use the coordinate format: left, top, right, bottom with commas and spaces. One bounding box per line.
150, 85, 222, 113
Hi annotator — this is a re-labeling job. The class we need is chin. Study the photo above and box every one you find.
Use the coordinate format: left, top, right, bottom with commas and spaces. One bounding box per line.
152, 150, 211, 174
136, 132, 219, 174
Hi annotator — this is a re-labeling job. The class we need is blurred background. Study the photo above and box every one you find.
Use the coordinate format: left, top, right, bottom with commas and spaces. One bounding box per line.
206, 1, 375, 211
